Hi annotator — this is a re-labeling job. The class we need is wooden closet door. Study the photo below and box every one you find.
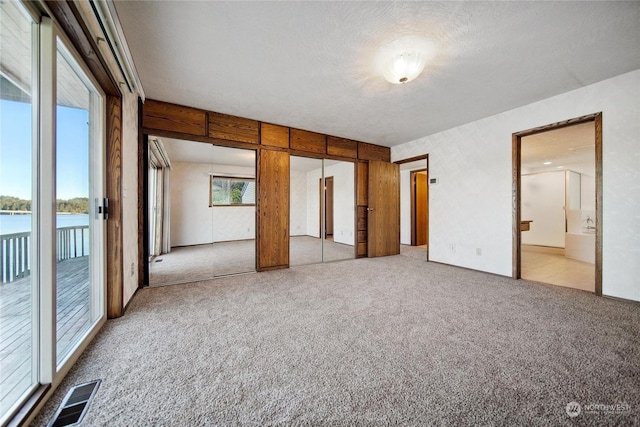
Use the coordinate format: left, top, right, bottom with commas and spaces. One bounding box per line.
368, 161, 400, 257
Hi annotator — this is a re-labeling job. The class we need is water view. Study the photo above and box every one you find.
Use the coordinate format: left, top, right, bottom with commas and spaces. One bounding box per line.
0, 213, 89, 235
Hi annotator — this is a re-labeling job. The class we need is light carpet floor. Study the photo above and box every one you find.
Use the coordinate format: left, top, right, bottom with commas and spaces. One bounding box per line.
150, 237, 355, 286
32, 254, 639, 426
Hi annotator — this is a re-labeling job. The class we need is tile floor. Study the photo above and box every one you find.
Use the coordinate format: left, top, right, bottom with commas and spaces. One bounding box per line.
521, 248, 595, 292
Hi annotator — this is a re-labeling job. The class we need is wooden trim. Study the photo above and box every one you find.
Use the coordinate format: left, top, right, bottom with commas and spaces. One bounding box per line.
512, 134, 521, 279
44, 1, 120, 96
512, 113, 603, 296
594, 112, 603, 296
394, 154, 429, 164
137, 98, 146, 288
327, 136, 358, 159
106, 96, 123, 318
260, 123, 289, 148
289, 149, 354, 163
141, 133, 150, 288
142, 100, 388, 162
356, 161, 368, 207
290, 128, 327, 154
410, 171, 417, 246
142, 128, 263, 152
425, 166, 429, 261
143, 99, 206, 136
358, 141, 391, 162
513, 113, 600, 138
410, 168, 429, 251
256, 264, 289, 272
208, 111, 259, 144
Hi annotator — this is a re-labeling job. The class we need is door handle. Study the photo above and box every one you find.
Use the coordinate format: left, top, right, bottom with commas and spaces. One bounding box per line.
96, 197, 109, 220
367, 207, 374, 211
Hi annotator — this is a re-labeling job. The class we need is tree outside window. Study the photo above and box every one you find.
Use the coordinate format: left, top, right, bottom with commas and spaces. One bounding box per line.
210, 176, 255, 206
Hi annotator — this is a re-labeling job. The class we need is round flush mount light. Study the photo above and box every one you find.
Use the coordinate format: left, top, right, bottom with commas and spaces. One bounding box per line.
376, 36, 435, 85
383, 51, 427, 84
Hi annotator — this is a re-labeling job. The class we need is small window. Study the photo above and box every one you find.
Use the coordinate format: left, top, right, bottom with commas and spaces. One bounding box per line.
210, 176, 255, 206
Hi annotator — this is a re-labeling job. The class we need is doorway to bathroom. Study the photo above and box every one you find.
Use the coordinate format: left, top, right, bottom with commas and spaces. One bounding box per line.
513, 114, 602, 294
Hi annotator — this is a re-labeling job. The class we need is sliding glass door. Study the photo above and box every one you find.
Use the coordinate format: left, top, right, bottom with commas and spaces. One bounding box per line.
54, 40, 104, 366
0, 0, 38, 418
0, 2, 106, 423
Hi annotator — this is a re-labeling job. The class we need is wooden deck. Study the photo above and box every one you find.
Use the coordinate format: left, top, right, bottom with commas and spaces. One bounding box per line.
0, 257, 91, 415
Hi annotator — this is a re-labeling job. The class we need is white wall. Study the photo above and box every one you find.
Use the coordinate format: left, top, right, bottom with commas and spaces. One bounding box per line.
581, 173, 596, 211
304, 162, 355, 245
306, 168, 321, 238
400, 169, 411, 245
290, 169, 308, 236
121, 90, 139, 306
170, 162, 255, 247
392, 69, 640, 302
521, 171, 566, 248
327, 161, 355, 245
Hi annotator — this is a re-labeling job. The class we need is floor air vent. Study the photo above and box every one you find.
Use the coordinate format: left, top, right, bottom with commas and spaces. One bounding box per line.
49, 380, 101, 427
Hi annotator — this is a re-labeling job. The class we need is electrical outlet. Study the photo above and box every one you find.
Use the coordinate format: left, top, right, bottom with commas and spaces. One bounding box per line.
450, 244, 456, 253
476, 248, 482, 256
130, 263, 135, 276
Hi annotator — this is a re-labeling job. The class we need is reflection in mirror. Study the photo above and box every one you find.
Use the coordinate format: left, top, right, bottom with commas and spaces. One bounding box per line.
322, 160, 355, 262
290, 156, 355, 266
148, 137, 256, 286
290, 156, 323, 266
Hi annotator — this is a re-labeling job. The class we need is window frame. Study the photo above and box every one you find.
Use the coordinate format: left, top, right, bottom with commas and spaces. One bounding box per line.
1, 10, 107, 426
209, 176, 255, 207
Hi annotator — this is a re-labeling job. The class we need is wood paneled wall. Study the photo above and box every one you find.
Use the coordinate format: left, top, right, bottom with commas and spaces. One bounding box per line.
257, 150, 290, 270
140, 99, 392, 270
106, 96, 123, 318
356, 162, 369, 257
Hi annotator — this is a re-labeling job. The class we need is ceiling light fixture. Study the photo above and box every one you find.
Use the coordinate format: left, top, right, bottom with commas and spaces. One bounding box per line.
383, 51, 427, 84
376, 36, 435, 85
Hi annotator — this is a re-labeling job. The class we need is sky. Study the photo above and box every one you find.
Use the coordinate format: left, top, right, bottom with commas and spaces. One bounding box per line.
0, 99, 90, 201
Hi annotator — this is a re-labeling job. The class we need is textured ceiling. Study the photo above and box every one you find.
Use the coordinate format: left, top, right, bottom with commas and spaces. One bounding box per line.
161, 137, 255, 167
114, 1, 640, 147
522, 122, 595, 176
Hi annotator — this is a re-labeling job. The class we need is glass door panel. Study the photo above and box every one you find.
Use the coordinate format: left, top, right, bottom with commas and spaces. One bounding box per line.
55, 40, 101, 366
290, 156, 323, 266
0, 0, 37, 420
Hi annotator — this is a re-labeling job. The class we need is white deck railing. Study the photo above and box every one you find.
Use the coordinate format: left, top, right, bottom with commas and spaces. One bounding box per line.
0, 225, 89, 284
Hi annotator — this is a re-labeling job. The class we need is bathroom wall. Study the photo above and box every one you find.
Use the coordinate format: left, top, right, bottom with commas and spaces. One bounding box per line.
521, 171, 566, 248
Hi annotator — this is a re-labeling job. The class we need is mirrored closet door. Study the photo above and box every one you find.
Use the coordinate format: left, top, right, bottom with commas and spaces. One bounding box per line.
148, 137, 256, 286
289, 156, 355, 266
